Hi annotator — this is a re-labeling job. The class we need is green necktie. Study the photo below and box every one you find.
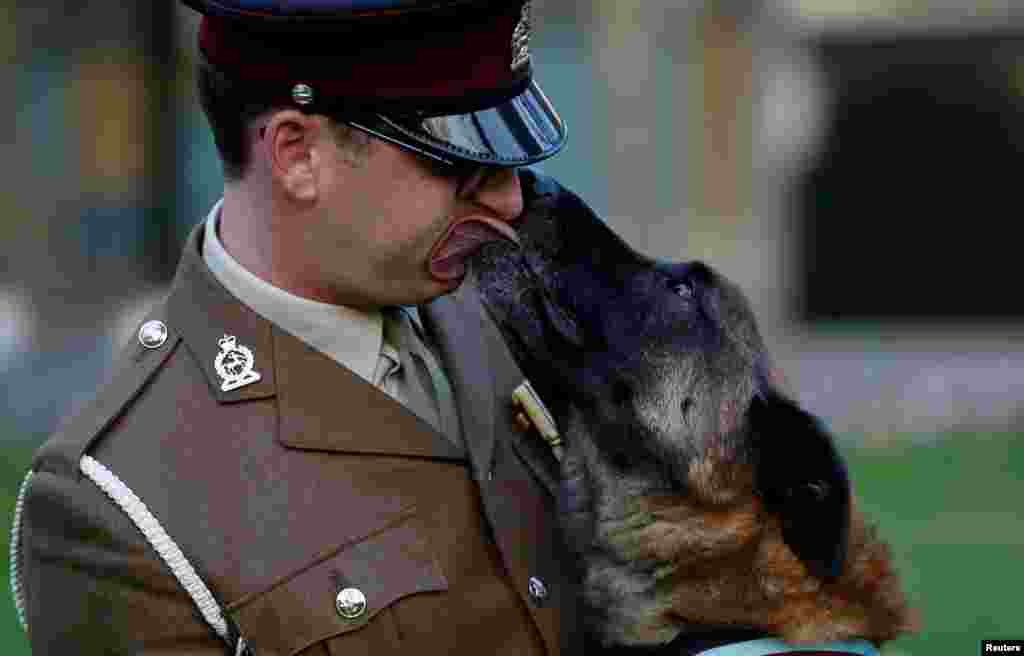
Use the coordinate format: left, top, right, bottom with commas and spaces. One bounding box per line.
383, 307, 464, 451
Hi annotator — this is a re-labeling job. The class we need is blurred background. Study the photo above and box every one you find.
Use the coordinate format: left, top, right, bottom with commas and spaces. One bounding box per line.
2, 0, 1022, 653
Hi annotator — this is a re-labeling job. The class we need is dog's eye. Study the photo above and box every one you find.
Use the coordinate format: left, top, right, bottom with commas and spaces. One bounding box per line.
671, 280, 693, 298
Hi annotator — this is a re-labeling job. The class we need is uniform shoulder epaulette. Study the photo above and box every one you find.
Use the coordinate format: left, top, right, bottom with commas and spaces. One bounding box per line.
32, 300, 180, 479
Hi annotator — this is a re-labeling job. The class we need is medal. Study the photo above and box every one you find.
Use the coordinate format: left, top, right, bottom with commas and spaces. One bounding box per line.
511, 379, 562, 461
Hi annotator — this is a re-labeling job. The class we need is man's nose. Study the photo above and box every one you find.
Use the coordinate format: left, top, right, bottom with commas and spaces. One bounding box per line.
469, 167, 524, 223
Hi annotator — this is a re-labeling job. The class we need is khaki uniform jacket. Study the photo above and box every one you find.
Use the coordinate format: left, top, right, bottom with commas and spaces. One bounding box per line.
19, 222, 579, 655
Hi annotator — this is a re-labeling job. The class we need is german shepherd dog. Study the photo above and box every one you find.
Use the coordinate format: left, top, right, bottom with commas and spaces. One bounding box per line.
472, 172, 915, 652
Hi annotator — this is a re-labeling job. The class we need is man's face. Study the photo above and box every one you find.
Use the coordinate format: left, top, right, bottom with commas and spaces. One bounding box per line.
302, 124, 524, 308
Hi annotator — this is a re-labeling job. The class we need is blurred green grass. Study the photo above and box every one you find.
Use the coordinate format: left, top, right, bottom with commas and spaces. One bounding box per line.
0, 432, 1020, 655
843, 432, 1024, 656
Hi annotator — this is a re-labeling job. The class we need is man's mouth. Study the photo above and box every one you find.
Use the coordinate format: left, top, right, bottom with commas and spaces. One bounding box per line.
428, 216, 520, 282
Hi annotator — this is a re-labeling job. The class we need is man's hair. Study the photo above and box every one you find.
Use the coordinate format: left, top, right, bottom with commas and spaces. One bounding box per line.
196, 59, 369, 182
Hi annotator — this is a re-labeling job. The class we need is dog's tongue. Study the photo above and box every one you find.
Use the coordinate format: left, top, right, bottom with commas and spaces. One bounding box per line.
429, 216, 520, 282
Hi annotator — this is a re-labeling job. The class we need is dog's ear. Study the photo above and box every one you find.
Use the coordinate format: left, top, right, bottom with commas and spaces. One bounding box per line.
749, 392, 851, 582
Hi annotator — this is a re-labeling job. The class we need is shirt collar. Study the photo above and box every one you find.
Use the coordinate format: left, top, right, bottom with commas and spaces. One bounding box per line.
202, 199, 385, 385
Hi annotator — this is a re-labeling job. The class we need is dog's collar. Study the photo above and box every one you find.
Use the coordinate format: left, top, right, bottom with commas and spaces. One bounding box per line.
697, 637, 879, 656
643, 630, 880, 656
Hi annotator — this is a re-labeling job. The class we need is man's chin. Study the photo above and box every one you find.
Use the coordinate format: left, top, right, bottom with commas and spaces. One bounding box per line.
396, 274, 464, 307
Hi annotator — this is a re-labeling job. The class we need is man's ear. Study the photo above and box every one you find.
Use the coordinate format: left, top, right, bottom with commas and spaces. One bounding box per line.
263, 110, 321, 202
749, 391, 851, 582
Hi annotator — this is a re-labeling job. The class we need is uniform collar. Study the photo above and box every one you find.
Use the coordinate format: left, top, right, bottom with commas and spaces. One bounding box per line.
168, 218, 277, 404
201, 199, 385, 386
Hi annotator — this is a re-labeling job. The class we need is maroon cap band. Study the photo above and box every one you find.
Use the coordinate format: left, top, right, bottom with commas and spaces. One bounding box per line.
198, 3, 530, 113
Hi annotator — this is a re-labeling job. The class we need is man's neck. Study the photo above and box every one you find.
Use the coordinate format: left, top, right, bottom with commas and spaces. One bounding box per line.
219, 187, 345, 306
219, 186, 277, 286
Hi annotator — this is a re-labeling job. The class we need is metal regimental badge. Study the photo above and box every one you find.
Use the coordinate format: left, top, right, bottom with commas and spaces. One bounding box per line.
511, 1, 532, 72
214, 335, 262, 392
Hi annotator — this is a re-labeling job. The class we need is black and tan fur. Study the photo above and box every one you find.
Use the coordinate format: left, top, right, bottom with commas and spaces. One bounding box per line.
473, 172, 916, 649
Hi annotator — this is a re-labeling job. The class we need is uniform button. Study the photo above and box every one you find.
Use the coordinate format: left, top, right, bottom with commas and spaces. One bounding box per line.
335, 587, 367, 619
138, 320, 168, 349
528, 576, 548, 606
292, 82, 315, 106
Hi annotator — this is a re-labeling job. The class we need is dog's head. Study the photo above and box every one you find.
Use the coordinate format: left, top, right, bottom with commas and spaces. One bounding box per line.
473, 171, 913, 646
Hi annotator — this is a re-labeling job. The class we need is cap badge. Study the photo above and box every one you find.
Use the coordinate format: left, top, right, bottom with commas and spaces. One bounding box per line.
215, 335, 262, 392
511, 1, 532, 72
